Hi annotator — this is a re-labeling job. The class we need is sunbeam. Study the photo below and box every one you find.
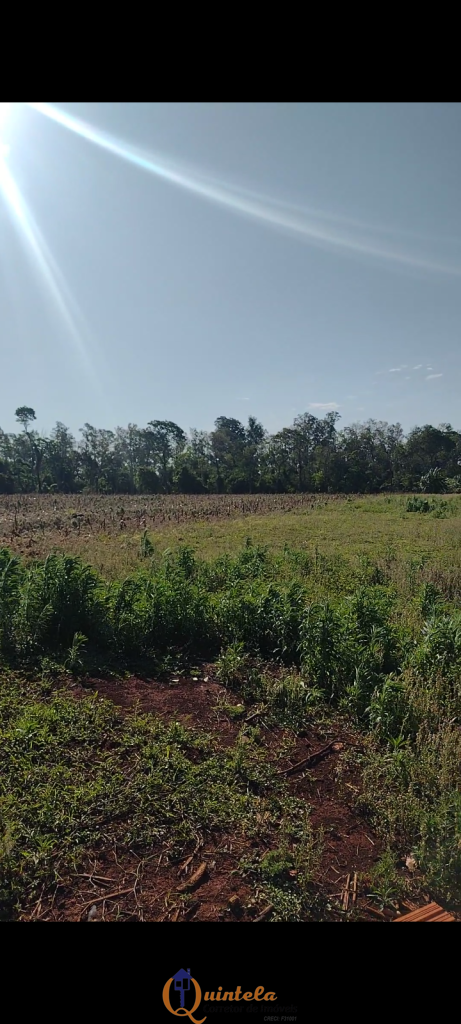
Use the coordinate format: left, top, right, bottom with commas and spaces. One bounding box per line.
27, 102, 461, 278
0, 147, 102, 393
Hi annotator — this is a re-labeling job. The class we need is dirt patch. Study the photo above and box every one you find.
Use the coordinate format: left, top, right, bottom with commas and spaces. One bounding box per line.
288, 733, 378, 875
80, 671, 241, 747
82, 674, 379, 885
18, 671, 398, 921
24, 838, 256, 923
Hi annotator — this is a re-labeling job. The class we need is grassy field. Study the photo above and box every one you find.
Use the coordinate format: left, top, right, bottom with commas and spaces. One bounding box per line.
1, 492, 461, 922
2, 492, 461, 579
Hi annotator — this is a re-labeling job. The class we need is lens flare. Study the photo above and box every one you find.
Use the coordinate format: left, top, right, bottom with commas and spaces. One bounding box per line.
0, 151, 102, 392
26, 102, 461, 278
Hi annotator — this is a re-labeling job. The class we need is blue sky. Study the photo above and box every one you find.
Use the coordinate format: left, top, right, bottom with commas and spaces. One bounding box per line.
1, 102, 460, 437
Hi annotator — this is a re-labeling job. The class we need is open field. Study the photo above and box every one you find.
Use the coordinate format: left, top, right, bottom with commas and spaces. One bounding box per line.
1, 493, 461, 922
1, 492, 461, 580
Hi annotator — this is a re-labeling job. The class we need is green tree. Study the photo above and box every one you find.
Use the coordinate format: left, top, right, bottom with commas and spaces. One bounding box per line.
15, 406, 37, 432
403, 424, 458, 490
114, 424, 142, 492
46, 422, 79, 492
79, 424, 124, 491
144, 420, 187, 491
136, 466, 161, 493
174, 464, 207, 493
210, 417, 246, 491
15, 406, 45, 492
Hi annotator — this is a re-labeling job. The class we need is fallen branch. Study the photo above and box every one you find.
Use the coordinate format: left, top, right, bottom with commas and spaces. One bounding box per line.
73, 873, 115, 886
80, 887, 134, 919
176, 861, 208, 893
245, 710, 265, 722
278, 740, 342, 776
253, 904, 274, 922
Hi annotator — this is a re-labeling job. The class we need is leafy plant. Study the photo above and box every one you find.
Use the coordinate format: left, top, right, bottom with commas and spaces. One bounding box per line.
259, 847, 294, 882
367, 850, 404, 908
140, 530, 154, 558
216, 642, 250, 688
65, 631, 88, 673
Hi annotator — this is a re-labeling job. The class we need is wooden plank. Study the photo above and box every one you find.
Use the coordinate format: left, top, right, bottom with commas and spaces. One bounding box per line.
394, 902, 439, 922
393, 901, 455, 922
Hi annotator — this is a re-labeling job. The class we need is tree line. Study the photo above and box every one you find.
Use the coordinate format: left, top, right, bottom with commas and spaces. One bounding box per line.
0, 406, 460, 495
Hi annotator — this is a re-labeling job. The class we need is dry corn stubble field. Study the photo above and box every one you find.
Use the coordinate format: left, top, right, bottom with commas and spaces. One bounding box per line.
1, 492, 461, 582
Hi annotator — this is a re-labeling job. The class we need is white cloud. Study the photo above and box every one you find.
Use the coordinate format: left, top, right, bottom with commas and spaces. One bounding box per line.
404, 376, 411, 379
413, 364, 423, 369
426, 373, 443, 380
356, 406, 365, 411
388, 368, 401, 372
309, 402, 340, 410
345, 395, 357, 400
236, 396, 250, 401
426, 366, 433, 370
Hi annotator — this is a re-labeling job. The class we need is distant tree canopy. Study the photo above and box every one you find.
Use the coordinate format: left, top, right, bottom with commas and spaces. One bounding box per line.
0, 408, 460, 495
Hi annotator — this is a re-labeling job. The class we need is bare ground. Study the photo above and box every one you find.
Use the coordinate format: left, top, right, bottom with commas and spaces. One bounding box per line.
19, 670, 421, 923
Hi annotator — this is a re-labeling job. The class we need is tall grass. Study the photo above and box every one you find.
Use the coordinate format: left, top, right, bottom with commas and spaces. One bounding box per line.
1, 543, 461, 751
1, 544, 460, 691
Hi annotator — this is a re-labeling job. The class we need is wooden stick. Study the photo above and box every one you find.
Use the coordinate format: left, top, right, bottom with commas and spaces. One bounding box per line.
278, 740, 339, 776
80, 887, 134, 919
246, 709, 266, 722
352, 872, 358, 904
342, 873, 351, 911
178, 855, 193, 876
399, 900, 418, 913
253, 904, 274, 922
183, 901, 200, 920
176, 861, 207, 893
73, 873, 115, 886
